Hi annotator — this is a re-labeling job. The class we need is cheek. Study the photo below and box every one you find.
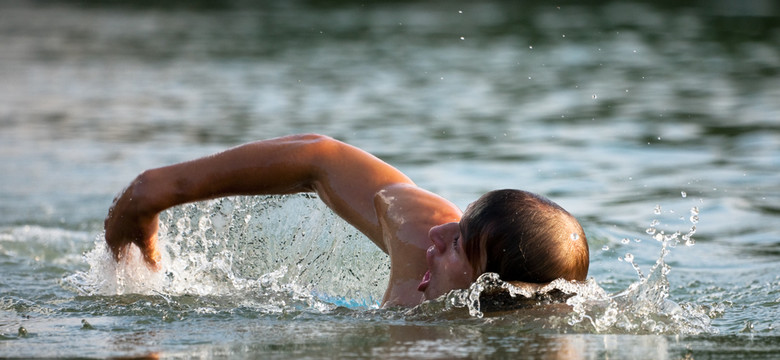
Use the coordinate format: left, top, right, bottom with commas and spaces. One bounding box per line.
447, 255, 474, 285
460, 267, 475, 286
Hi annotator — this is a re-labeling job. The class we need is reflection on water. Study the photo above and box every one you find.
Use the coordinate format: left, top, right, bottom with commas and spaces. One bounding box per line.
1, 0, 779, 358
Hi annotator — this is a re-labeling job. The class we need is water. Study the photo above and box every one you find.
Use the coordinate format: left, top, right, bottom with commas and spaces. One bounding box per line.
1, 0, 779, 358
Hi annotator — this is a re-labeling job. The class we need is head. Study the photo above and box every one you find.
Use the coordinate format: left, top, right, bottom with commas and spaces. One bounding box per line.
462, 189, 589, 284
419, 189, 589, 301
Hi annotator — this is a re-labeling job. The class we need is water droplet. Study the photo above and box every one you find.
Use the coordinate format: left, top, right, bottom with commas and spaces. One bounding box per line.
654, 205, 662, 215
460, 36, 465, 40
602, 245, 610, 251
570, 233, 579, 241
529, 45, 533, 49
621, 238, 630, 244
646, 227, 656, 235
458, 10, 463, 14
624, 253, 634, 262
592, 94, 598, 99
681, 191, 687, 198
690, 215, 699, 224
690, 206, 699, 215
740, 321, 755, 333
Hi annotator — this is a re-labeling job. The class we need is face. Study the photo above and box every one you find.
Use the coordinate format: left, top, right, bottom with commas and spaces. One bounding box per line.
417, 222, 477, 301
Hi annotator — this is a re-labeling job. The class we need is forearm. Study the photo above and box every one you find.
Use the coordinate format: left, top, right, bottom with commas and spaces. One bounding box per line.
130, 134, 324, 216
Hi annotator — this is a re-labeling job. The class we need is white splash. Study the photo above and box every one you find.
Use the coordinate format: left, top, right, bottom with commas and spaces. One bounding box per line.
407, 199, 715, 335
62, 195, 388, 311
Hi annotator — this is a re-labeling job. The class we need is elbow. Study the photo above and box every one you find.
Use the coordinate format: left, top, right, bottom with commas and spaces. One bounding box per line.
298, 134, 336, 188
291, 133, 345, 193
292, 133, 336, 145
293, 133, 342, 161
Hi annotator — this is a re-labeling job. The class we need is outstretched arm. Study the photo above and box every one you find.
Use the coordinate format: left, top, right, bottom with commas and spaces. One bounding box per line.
104, 134, 414, 268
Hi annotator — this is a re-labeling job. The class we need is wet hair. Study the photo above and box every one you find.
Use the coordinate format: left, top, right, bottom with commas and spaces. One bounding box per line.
461, 189, 589, 283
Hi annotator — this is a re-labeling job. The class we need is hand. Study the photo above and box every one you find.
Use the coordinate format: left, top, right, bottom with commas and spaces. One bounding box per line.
104, 181, 162, 270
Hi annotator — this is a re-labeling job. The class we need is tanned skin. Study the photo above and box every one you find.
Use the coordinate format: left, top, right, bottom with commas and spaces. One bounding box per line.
105, 134, 478, 307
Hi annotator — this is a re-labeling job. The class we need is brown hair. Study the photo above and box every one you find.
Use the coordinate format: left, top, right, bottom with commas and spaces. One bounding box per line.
461, 189, 589, 283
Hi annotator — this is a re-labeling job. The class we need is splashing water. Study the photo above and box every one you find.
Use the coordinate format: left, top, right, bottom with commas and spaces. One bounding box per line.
64, 195, 716, 334
408, 201, 716, 335
406, 253, 714, 335
63, 195, 389, 311
571, 203, 712, 334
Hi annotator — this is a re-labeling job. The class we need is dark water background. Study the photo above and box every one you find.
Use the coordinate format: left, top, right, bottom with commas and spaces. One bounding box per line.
1, 0, 779, 358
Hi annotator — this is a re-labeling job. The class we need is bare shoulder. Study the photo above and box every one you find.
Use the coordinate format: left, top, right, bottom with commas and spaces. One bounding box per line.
373, 184, 463, 307
374, 184, 461, 226
373, 184, 462, 251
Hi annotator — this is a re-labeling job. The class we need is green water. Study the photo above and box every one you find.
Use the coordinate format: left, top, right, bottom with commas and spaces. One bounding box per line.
1, 0, 779, 358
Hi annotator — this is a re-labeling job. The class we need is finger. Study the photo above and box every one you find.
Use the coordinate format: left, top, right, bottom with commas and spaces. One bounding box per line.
139, 233, 161, 271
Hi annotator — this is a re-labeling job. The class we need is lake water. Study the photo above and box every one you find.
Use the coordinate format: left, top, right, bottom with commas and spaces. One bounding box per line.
1, 0, 779, 358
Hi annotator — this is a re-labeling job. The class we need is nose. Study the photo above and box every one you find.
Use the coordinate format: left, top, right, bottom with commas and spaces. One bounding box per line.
429, 222, 458, 253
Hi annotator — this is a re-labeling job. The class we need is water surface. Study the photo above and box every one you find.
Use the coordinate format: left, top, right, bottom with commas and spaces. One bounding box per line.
1, 0, 779, 358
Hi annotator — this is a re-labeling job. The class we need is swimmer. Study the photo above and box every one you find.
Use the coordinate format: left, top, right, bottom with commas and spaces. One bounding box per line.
104, 134, 589, 307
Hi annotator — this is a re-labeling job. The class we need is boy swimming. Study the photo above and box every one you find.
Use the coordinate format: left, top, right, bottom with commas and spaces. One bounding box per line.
104, 134, 589, 307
